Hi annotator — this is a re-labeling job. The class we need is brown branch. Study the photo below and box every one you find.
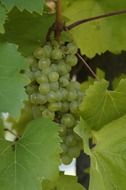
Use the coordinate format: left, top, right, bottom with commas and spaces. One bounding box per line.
76, 53, 99, 80
65, 9, 126, 30
55, 0, 62, 40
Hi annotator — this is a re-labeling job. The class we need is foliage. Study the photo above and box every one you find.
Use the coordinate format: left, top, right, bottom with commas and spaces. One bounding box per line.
0, 0, 126, 190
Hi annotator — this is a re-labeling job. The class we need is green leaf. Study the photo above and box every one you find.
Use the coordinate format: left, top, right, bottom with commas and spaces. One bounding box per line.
0, 4, 7, 33
80, 79, 126, 130
42, 172, 84, 190
1, 8, 55, 56
63, 0, 126, 57
0, 117, 60, 190
0, 42, 28, 119
89, 114, 126, 190
1, 0, 44, 14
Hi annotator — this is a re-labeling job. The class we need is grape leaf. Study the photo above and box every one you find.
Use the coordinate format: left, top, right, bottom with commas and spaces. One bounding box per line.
0, 4, 7, 33
89, 114, 126, 190
0, 117, 60, 190
42, 172, 84, 190
0, 0, 44, 14
80, 79, 126, 130
63, 0, 126, 57
0, 8, 55, 56
0, 42, 28, 119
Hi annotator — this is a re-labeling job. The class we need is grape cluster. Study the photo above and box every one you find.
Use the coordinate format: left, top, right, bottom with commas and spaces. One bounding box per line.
26, 41, 83, 164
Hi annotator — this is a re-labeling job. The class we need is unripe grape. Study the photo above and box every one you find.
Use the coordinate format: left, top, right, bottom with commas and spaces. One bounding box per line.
60, 143, 68, 153
38, 58, 51, 69
61, 154, 72, 165
68, 146, 80, 158
65, 134, 77, 146
68, 90, 77, 101
47, 91, 57, 102
27, 56, 37, 66
59, 125, 67, 136
61, 102, 69, 112
70, 101, 79, 113
66, 43, 78, 54
32, 105, 41, 118
51, 48, 63, 60
61, 113, 75, 128
48, 102, 62, 111
59, 76, 69, 87
57, 61, 68, 75
42, 109, 55, 120
48, 72, 59, 82
36, 74, 48, 84
39, 83, 50, 94
30, 93, 47, 104
50, 82, 59, 91
66, 54, 78, 67
33, 47, 44, 59
42, 44, 52, 57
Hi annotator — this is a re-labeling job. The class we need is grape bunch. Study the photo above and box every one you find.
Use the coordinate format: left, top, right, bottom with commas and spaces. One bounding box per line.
26, 41, 83, 164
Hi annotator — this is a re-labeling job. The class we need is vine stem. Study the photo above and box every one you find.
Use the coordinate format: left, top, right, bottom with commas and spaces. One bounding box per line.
76, 53, 99, 80
55, 0, 62, 40
65, 9, 126, 30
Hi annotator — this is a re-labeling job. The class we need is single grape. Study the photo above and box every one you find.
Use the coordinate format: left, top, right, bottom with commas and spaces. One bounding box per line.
48, 102, 62, 111
39, 83, 50, 94
57, 61, 68, 75
30, 93, 47, 104
65, 134, 77, 146
59, 76, 69, 87
38, 58, 51, 69
36, 74, 48, 84
51, 48, 63, 60
42, 44, 52, 57
60, 143, 68, 153
60, 88, 68, 100
27, 56, 37, 66
61, 102, 69, 112
50, 64, 58, 72
56, 91, 63, 101
42, 109, 55, 120
68, 146, 80, 158
66, 54, 78, 67
61, 113, 75, 128
50, 82, 59, 91
70, 101, 79, 114
68, 90, 77, 101
48, 72, 59, 82
66, 42, 78, 54
47, 91, 57, 102
59, 125, 67, 136
33, 47, 44, 59
61, 154, 72, 165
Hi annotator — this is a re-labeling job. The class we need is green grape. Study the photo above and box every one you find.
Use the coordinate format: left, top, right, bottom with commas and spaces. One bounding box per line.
38, 57, 51, 69
59, 76, 69, 87
32, 105, 41, 118
68, 146, 80, 158
47, 91, 57, 102
61, 113, 75, 128
59, 125, 67, 136
34, 70, 41, 79
48, 102, 62, 111
61, 154, 72, 165
57, 61, 68, 75
42, 44, 52, 57
61, 102, 69, 112
50, 64, 58, 72
60, 143, 68, 153
27, 56, 37, 66
25, 84, 38, 95
60, 88, 68, 100
66, 43, 78, 55
68, 90, 77, 101
66, 54, 78, 67
70, 101, 79, 114
39, 83, 50, 94
56, 91, 63, 101
36, 74, 48, 84
51, 48, 63, 60
65, 134, 77, 146
68, 81, 80, 90
30, 93, 47, 104
50, 82, 59, 91
33, 47, 44, 59
48, 72, 59, 82
42, 109, 55, 120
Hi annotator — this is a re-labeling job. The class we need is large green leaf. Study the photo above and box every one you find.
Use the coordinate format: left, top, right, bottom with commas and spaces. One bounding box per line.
0, 117, 60, 190
42, 172, 84, 190
0, 4, 7, 33
89, 114, 126, 190
0, 42, 28, 118
0, 8, 55, 56
63, 0, 126, 57
80, 79, 126, 130
0, 0, 44, 14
